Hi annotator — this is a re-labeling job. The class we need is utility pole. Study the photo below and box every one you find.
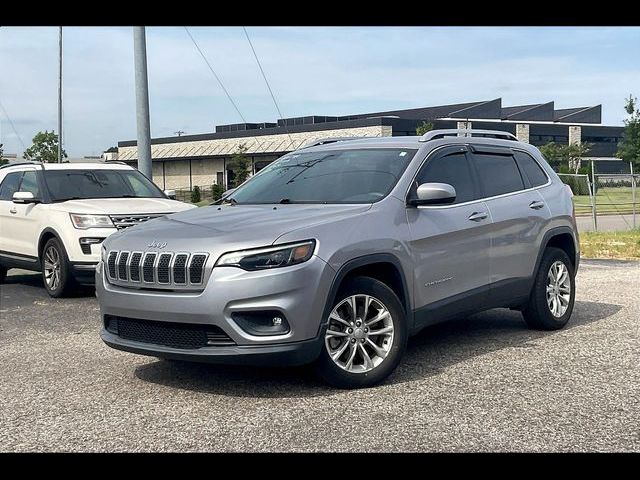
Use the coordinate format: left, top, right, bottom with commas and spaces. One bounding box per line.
133, 26, 152, 179
58, 26, 63, 163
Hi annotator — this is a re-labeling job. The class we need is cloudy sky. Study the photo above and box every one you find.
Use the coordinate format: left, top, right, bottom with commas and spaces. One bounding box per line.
1, 26, 639, 157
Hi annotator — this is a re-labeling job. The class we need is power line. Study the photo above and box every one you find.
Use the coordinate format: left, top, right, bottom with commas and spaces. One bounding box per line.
242, 26, 294, 146
0, 99, 27, 152
184, 26, 247, 124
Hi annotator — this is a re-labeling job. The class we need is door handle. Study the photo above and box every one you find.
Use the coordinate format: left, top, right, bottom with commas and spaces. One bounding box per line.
529, 200, 545, 210
468, 211, 488, 222
9, 207, 17, 214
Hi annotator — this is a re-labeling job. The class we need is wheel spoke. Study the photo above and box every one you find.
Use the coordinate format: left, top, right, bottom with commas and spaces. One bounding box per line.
345, 342, 358, 369
368, 325, 393, 337
349, 296, 357, 321
365, 308, 389, 326
329, 311, 351, 328
558, 294, 569, 306
326, 328, 349, 338
359, 343, 373, 369
366, 338, 387, 357
330, 340, 350, 361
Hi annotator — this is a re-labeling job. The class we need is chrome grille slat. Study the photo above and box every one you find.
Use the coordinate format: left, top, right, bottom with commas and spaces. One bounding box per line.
105, 250, 208, 291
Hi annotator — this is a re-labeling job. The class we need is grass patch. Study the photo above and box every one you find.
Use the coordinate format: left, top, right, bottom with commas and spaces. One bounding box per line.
573, 187, 638, 215
580, 229, 640, 260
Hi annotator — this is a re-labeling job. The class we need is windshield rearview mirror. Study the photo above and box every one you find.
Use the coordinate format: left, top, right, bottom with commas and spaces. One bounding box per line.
409, 182, 456, 206
12, 191, 37, 204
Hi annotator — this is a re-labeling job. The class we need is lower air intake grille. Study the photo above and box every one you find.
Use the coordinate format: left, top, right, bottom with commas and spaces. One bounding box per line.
104, 315, 235, 349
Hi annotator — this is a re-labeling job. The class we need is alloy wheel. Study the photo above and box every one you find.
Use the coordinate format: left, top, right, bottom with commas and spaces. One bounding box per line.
324, 294, 394, 373
546, 260, 571, 318
43, 245, 61, 291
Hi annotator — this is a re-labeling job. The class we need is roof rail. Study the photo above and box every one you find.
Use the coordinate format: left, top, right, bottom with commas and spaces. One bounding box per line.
419, 129, 518, 142
299, 136, 367, 150
0, 161, 44, 170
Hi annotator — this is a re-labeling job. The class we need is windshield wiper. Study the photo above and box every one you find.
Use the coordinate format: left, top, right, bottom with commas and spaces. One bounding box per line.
51, 196, 83, 203
221, 197, 237, 205
278, 198, 292, 204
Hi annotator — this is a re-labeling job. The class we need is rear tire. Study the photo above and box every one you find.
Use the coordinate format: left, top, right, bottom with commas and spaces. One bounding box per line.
523, 247, 575, 331
41, 238, 76, 298
315, 276, 408, 389
0, 265, 7, 284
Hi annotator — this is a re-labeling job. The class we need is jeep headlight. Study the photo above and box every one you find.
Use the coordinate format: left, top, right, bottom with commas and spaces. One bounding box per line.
216, 240, 315, 271
70, 213, 114, 229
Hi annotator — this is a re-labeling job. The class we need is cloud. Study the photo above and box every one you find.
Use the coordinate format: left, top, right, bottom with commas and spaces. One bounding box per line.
1, 26, 638, 156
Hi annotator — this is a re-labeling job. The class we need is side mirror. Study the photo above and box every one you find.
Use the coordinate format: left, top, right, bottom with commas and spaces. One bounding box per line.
164, 189, 176, 200
12, 191, 37, 204
408, 182, 456, 206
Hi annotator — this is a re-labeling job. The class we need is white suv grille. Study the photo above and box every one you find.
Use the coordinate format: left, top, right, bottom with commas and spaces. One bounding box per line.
110, 214, 166, 230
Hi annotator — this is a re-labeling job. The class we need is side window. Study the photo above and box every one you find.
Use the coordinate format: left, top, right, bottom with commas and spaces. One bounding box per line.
0, 172, 24, 200
19, 171, 40, 197
514, 151, 548, 187
416, 151, 477, 204
471, 153, 525, 198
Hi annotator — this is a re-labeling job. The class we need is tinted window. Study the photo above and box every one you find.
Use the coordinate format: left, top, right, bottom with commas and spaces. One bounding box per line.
19, 171, 40, 197
472, 153, 525, 198
416, 152, 476, 204
514, 151, 548, 187
0, 172, 23, 200
43, 169, 164, 201
229, 148, 415, 204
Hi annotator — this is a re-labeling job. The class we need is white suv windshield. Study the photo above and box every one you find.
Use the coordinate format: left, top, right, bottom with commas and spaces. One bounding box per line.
229, 148, 416, 204
44, 169, 165, 201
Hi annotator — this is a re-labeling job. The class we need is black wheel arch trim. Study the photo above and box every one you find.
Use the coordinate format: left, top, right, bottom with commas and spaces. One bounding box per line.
38, 227, 66, 259
534, 226, 579, 280
319, 253, 413, 336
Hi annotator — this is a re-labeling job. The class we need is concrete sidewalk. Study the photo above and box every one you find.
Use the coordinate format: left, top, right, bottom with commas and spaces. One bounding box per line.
576, 214, 637, 232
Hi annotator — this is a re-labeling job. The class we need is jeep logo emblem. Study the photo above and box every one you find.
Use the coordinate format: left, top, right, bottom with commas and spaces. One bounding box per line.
147, 240, 167, 249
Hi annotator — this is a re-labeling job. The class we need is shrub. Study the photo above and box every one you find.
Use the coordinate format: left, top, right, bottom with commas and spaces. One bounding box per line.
190, 185, 201, 203
211, 183, 225, 201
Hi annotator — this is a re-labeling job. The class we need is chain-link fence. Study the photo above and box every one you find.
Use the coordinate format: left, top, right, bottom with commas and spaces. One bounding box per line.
558, 171, 639, 231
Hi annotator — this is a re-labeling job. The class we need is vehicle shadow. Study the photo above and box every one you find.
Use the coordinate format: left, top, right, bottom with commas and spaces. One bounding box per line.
3, 271, 95, 298
134, 300, 622, 398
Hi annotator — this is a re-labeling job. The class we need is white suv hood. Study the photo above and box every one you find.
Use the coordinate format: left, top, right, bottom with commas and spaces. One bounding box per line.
50, 197, 196, 215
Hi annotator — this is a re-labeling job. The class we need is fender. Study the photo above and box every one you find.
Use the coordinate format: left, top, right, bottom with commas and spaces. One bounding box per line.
37, 226, 65, 261
318, 253, 413, 335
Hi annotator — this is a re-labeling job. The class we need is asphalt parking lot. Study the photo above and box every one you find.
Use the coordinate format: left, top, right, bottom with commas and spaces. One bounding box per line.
1, 260, 638, 452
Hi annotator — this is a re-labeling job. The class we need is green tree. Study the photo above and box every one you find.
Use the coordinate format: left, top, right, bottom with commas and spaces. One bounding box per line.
228, 143, 252, 187
23, 130, 67, 162
0, 143, 8, 166
415, 121, 434, 136
190, 185, 201, 203
539, 141, 592, 172
617, 94, 640, 169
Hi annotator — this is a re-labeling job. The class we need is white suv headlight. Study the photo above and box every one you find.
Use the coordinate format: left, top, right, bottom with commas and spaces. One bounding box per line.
70, 213, 114, 229
216, 240, 315, 271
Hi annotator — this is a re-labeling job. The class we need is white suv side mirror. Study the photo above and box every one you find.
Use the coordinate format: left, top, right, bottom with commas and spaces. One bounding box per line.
164, 189, 176, 200
12, 191, 37, 204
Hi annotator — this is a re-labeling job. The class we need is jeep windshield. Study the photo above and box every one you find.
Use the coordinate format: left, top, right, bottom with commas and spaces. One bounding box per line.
44, 169, 165, 201
228, 148, 416, 204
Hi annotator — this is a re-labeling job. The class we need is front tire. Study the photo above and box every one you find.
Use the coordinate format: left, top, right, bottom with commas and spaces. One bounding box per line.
523, 247, 575, 330
41, 238, 75, 298
315, 276, 408, 389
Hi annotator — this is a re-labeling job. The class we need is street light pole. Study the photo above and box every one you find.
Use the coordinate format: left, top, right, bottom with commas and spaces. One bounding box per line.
58, 26, 63, 163
133, 26, 152, 179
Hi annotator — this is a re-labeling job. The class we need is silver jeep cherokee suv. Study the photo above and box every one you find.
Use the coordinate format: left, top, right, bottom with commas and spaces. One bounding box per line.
97, 129, 579, 388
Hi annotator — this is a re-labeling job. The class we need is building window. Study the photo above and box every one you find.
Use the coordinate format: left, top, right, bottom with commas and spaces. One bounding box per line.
216, 172, 224, 185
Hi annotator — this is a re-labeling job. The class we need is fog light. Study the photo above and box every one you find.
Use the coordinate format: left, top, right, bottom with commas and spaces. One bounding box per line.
79, 237, 104, 255
232, 311, 290, 336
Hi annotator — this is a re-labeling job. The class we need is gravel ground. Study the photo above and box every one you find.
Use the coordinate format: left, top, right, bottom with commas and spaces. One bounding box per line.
0, 260, 638, 452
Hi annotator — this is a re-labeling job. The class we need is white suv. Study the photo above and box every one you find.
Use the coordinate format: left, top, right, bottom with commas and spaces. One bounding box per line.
0, 161, 195, 296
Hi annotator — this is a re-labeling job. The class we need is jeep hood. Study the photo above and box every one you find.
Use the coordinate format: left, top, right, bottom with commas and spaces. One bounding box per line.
103, 203, 371, 256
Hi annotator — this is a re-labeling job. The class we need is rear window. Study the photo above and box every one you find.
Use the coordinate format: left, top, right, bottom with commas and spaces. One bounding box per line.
514, 151, 548, 187
471, 153, 525, 198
